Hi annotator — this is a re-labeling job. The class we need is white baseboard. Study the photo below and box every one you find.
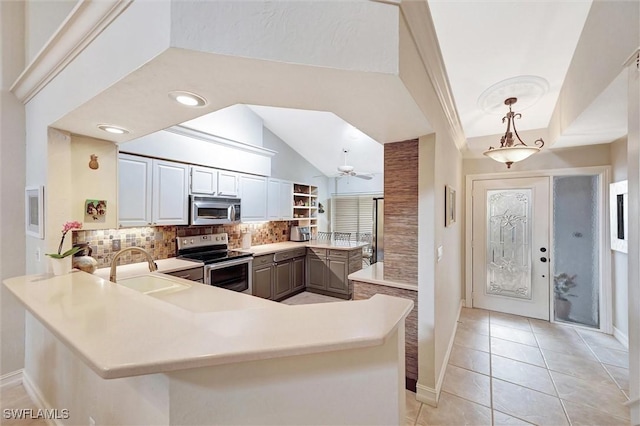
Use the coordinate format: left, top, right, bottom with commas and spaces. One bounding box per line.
22, 372, 62, 426
613, 326, 629, 349
416, 383, 438, 407
0, 369, 23, 389
416, 300, 463, 408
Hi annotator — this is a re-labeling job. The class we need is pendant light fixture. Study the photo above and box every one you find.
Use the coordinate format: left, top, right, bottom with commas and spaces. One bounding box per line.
483, 97, 544, 168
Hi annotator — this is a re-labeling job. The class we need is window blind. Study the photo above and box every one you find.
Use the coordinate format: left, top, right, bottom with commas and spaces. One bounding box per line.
331, 195, 378, 237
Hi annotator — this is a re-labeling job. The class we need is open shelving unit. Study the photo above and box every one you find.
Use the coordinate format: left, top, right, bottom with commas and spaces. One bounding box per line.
293, 183, 318, 238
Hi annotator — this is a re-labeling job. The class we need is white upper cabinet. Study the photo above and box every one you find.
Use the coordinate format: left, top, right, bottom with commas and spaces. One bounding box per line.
217, 171, 239, 197
152, 160, 189, 225
190, 166, 239, 197
118, 154, 153, 227
190, 165, 218, 195
239, 174, 268, 221
119, 154, 188, 227
267, 178, 294, 221
279, 181, 293, 220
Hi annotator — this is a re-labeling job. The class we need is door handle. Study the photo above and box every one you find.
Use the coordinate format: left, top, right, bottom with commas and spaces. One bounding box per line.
540, 257, 548, 263
540, 247, 547, 253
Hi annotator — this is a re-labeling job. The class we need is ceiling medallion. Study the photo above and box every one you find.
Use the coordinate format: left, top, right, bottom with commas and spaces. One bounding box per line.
483, 97, 544, 169
478, 75, 549, 115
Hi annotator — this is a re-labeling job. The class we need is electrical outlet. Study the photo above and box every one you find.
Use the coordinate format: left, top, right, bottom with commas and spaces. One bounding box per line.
112, 239, 121, 251
35, 248, 40, 261
89, 416, 96, 426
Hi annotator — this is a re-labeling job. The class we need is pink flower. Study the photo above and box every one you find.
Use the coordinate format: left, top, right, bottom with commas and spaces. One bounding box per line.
47, 221, 83, 257
62, 221, 82, 233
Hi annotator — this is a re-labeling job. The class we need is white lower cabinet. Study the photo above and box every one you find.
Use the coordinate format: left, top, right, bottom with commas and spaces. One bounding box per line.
239, 174, 268, 221
118, 154, 189, 227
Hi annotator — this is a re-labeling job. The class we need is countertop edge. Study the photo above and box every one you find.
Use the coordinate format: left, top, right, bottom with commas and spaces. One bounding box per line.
4, 274, 412, 379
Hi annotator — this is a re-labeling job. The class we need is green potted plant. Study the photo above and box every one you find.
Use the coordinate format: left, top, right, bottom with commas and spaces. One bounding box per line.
554, 273, 577, 320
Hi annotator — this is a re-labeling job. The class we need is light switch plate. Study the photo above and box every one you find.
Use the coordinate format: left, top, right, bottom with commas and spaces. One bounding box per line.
437, 246, 443, 262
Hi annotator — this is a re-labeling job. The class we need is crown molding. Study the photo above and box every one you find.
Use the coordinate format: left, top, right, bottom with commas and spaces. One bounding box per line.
10, 0, 133, 104
399, 1, 467, 152
623, 47, 640, 69
165, 126, 278, 157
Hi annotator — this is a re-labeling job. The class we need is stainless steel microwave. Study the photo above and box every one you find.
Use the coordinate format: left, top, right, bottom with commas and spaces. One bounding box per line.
190, 196, 241, 225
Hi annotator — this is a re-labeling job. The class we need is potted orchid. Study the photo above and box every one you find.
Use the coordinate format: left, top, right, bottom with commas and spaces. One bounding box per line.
47, 221, 82, 275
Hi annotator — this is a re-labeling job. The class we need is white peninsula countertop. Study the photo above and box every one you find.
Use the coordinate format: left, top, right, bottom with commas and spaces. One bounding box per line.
4, 271, 413, 380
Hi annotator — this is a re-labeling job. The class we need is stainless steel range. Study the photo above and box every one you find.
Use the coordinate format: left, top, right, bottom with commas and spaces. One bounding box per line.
177, 233, 253, 294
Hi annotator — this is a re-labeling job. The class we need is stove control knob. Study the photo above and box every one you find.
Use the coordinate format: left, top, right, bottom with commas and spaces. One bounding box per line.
216, 236, 220, 242
182, 239, 187, 245
190, 239, 194, 244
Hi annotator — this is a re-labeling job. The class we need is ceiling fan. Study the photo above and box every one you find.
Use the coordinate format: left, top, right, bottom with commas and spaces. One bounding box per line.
335, 149, 373, 180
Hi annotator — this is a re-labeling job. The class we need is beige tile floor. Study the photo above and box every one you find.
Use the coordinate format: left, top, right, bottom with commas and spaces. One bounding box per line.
280, 291, 344, 305
407, 308, 631, 425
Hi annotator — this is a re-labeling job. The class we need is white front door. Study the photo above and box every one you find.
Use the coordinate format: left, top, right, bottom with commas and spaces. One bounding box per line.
472, 177, 550, 320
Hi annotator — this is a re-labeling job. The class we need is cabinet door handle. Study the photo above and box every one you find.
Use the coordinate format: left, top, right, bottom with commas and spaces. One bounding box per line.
540, 257, 548, 263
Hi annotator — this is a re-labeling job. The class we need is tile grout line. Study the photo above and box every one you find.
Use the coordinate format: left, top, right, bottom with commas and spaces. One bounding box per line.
530, 318, 573, 425
575, 330, 632, 403
488, 312, 494, 426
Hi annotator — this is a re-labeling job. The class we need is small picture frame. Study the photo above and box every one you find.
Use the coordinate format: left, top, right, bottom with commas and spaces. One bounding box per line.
610, 180, 628, 253
445, 185, 456, 227
25, 186, 44, 239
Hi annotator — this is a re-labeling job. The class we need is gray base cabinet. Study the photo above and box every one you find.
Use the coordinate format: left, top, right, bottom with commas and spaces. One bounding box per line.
252, 248, 306, 301
274, 262, 293, 299
306, 248, 362, 299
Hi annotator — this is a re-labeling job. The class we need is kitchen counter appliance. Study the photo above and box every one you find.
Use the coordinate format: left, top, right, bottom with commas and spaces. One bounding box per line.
190, 196, 241, 226
290, 226, 310, 242
177, 233, 253, 293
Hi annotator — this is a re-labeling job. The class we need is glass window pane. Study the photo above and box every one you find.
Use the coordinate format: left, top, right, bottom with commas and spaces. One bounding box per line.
486, 189, 532, 300
553, 175, 599, 328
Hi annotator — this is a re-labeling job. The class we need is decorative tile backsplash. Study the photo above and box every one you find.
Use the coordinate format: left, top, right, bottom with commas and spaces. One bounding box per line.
72, 227, 177, 267
73, 221, 299, 267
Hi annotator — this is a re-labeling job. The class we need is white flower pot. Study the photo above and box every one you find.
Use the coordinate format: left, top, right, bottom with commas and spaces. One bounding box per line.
50, 257, 72, 276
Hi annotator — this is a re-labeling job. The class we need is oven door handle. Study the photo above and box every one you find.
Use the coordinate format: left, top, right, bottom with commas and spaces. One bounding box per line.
229, 205, 236, 221
205, 257, 253, 271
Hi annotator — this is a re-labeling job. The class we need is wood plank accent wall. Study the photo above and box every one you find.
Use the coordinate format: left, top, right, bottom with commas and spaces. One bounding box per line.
352, 281, 418, 388
383, 140, 419, 284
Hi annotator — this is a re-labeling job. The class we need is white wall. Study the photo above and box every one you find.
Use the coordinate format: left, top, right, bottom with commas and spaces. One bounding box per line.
71, 135, 118, 231
24, 0, 77, 64
463, 143, 612, 175
396, 6, 464, 404
180, 104, 264, 147
548, 0, 640, 144
333, 174, 384, 195
1, 0, 26, 376
262, 128, 329, 232
610, 137, 628, 341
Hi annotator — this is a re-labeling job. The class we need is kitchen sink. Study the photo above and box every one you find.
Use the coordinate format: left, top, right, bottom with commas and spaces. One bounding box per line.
118, 274, 191, 295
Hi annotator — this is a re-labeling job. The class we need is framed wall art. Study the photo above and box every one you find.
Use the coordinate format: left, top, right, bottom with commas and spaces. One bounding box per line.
25, 186, 44, 239
445, 185, 456, 227
610, 180, 628, 253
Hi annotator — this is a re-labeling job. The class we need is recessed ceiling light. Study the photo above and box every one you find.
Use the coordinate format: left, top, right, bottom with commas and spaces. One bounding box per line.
168, 91, 207, 107
97, 124, 129, 134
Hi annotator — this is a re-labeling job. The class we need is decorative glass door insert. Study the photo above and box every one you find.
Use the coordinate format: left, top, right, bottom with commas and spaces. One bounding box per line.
486, 189, 532, 300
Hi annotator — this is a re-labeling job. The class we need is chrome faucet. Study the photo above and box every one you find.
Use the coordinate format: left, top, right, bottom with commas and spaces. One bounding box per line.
109, 247, 158, 283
